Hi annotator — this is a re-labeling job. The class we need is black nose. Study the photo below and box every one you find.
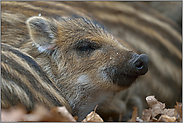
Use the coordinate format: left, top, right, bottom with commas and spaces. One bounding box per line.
132, 54, 149, 75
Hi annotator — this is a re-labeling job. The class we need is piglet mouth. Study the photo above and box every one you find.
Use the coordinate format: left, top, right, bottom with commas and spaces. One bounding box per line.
113, 73, 138, 87
103, 67, 139, 87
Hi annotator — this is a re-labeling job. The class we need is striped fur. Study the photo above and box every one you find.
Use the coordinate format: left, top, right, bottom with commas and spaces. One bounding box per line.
1, 43, 71, 113
1, 1, 182, 121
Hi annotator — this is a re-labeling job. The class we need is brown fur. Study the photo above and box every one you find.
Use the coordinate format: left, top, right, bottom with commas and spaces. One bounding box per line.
1, 43, 71, 113
1, 6, 145, 120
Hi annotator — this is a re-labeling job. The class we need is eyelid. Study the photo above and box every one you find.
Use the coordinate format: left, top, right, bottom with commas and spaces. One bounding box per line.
75, 39, 100, 49
79, 42, 91, 47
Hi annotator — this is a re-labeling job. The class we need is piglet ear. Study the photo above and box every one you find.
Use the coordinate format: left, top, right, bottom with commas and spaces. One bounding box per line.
26, 16, 57, 52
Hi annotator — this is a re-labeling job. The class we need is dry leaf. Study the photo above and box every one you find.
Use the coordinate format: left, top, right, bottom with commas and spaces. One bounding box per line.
3, 105, 76, 122
128, 107, 138, 122
158, 115, 176, 122
1, 106, 26, 122
163, 109, 175, 117
53, 107, 76, 122
74, 116, 78, 121
141, 109, 151, 122
142, 96, 182, 122
25, 106, 76, 122
82, 105, 103, 122
82, 111, 104, 122
136, 117, 143, 122
146, 96, 165, 118
23, 105, 51, 121
174, 102, 182, 122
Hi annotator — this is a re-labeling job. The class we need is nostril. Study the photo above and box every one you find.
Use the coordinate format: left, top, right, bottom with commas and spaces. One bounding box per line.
133, 54, 149, 75
135, 61, 144, 69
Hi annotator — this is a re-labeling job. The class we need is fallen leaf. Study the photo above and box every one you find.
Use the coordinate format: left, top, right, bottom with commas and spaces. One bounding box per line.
20, 105, 75, 122
53, 106, 76, 122
136, 117, 143, 122
82, 105, 104, 122
146, 96, 165, 118
1, 106, 26, 122
158, 115, 176, 122
23, 105, 50, 122
163, 109, 175, 117
141, 109, 151, 122
174, 102, 182, 122
82, 111, 104, 122
142, 96, 182, 122
128, 107, 138, 122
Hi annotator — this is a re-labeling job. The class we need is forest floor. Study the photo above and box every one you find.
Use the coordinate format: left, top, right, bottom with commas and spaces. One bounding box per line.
1, 96, 182, 122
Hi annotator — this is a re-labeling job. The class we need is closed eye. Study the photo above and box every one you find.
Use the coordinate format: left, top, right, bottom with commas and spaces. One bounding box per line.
75, 39, 100, 53
78, 42, 95, 51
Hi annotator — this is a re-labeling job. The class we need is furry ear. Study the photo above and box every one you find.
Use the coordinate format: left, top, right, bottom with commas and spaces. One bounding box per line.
26, 16, 57, 52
